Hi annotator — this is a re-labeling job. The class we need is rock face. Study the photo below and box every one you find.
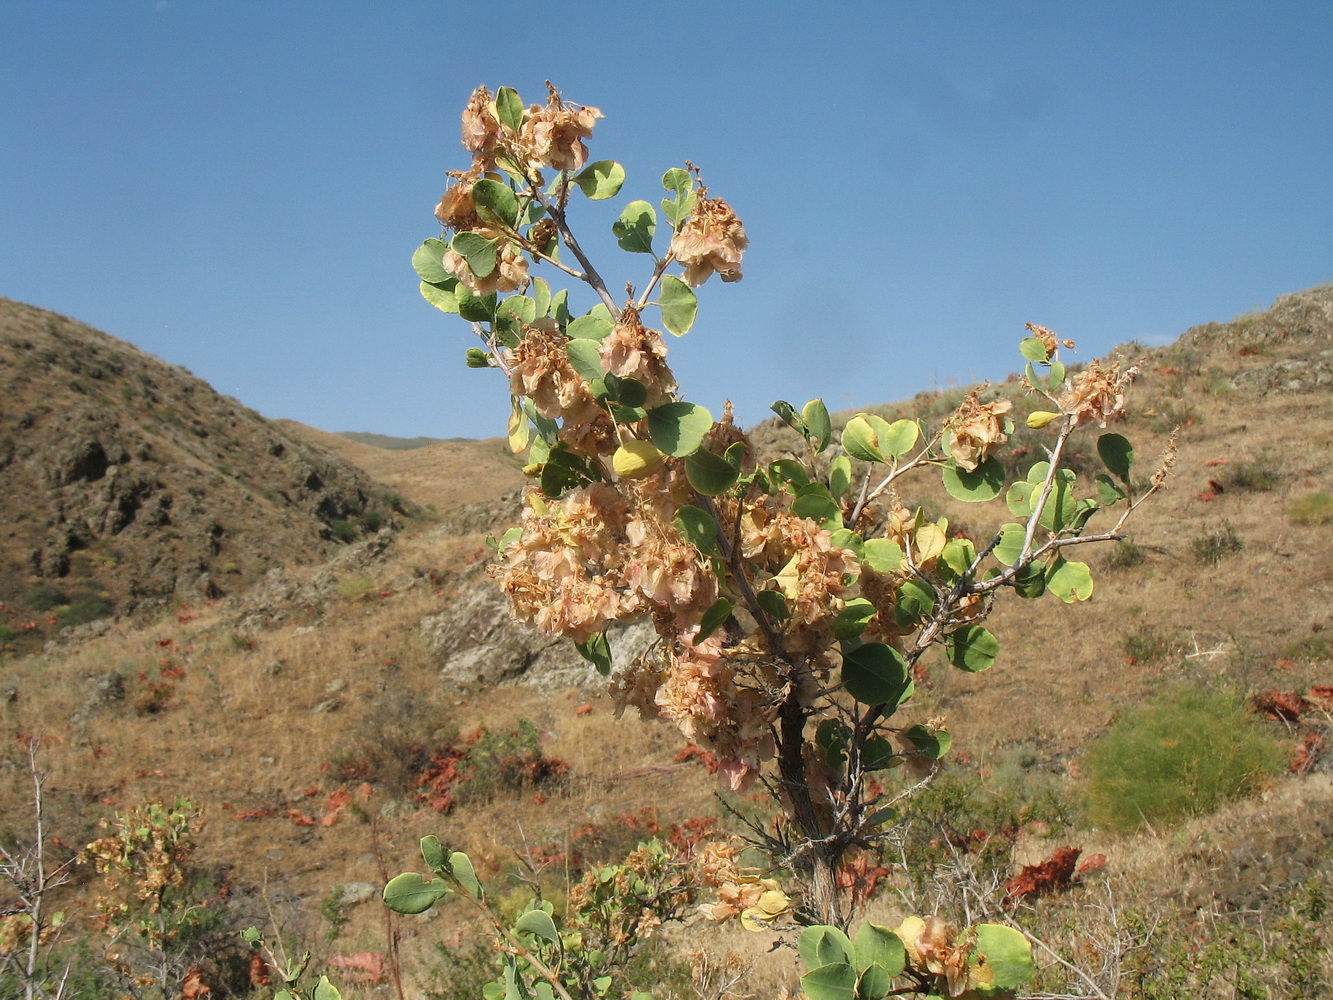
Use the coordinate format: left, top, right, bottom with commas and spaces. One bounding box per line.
0, 299, 407, 645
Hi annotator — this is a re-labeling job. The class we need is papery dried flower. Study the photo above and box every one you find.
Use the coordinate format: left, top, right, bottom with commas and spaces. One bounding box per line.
443, 234, 528, 296
948, 392, 1012, 472
599, 304, 677, 407
669, 196, 748, 286
1060, 358, 1138, 429
516, 82, 601, 173
460, 85, 500, 168
505, 319, 601, 424
434, 168, 482, 231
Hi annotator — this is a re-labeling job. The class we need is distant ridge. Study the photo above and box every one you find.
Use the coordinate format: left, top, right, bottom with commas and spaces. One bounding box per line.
336, 431, 462, 450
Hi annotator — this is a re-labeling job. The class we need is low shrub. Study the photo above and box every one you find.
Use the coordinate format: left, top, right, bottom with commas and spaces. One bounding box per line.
1081, 684, 1285, 831
57, 593, 115, 628
328, 518, 358, 543
1105, 538, 1146, 571
1122, 626, 1187, 663
1192, 520, 1243, 565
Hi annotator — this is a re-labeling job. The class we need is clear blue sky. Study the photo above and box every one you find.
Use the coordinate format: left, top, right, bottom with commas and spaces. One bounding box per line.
4, 1, 1330, 439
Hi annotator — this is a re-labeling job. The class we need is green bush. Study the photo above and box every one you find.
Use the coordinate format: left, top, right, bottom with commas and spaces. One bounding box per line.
1121, 626, 1187, 663
1082, 684, 1285, 831
328, 518, 358, 543
57, 593, 115, 628
1106, 538, 1146, 571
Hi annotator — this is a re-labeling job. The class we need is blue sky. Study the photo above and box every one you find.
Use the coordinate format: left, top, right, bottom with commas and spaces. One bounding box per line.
3, 1, 1330, 440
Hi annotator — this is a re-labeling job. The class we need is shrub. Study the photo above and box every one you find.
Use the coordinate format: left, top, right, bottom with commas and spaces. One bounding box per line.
1283, 634, 1333, 664
1221, 454, 1280, 492
1289, 491, 1333, 526
1082, 685, 1285, 831
359, 509, 386, 533
328, 518, 357, 543
1105, 537, 1145, 571
1122, 625, 1187, 663
57, 593, 115, 628
1192, 519, 1243, 564
25, 584, 68, 612
334, 574, 372, 600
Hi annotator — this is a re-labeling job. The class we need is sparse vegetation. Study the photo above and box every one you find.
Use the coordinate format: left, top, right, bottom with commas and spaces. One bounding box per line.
1192, 519, 1244, 564
1290, 491, 1333, 526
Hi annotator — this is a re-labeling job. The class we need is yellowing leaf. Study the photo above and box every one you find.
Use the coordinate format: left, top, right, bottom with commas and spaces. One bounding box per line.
773, 554, 801, 600
1026, 410, 1061, 429
612, 440, 667, 479
914, 522, 947, 564
507, 397, 530, 453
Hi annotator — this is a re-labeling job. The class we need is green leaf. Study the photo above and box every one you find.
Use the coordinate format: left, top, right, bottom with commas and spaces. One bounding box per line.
800, 926, 857, 970
853, 922, 906, 977
696, 598, 733, 641
603, 374, 647, 407
449, 851, 482, 898
575, 633, 613, 676
659, 275, 697, 336
755, 590, 789, 622
472, 178, 520, 228
1098, 432, 1134, 482
881, 419, 920, 459
495, 87, 524, 134
420, 835, 446, 871
855, 963, 891, 1000
793, 486, 843, 529
894, 578, 935, 629
939, 537, 977, 580
573, 160, 625, 200
1037, 470, 1079, 532
992, 523, 1027, 566
1095, 472, 1127, 505
832, 598, 876, 640
500, 294, 536, 326
552, 289, 570, 328
1006, 480, 1036, 518
862, 735, 897, 772
413, 238, 452, 283
566, 314, 613, 340
685, 447, 739, 495
800, 964, 857, 1000
612, 200, 657, 255
530, 277, 552, 317
770, 400, 807, 434
841, 642, 909, 707
565, 339, 604, 383
841, 415, 887, 463
904, 724, 952, 759
862, 538, 904, 574
942, 457, 1006, 503
803, 399, 833, 452
829, 455, 853, 499
451, 231, 498, 279
674, 505, 720, 555
972, 924, 1034, 992
945, 625, 999, 672
647, 402, 712, 457
1013, 559, 1047, 599
313, 977, 342, 1000
1048, 358, 1066, 389
382, 872, 449, 914
830, 528, 865, 559
1019, 336, 1050, 363
1046, 557, 1094, 603
515, 909, 560, 943
420, 279, 460, 314
768, 459, 810, 489
661, 167, 697, 226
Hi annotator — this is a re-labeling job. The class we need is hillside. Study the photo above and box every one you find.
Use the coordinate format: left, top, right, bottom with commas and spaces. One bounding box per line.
2, 285, 1332, 998
0, 299, 408, 653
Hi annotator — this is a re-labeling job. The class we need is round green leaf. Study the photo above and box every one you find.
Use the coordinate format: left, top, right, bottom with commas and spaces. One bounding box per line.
800, 964, 857, 1000
881, 419, 919, 460
499, 294, 536, 326
992, 523, 1026, 566
450, 231, 497, 279
382, 872, 449, 914
471, 178, 520, 228
903, 724, 952, 759
420, 835, 446, 871
1098, 432, 1134, 482
829, 455, 853, 499
861, 735, 897, 771
893, 578, 935, 629
841, 415, 887, 463
565, 339, 604, 383
566, 314, 613, 340
420, 280, 460, 315
945, 625, 999, 672
971, 924, 1034, 993
448, 851, 482, 897
854, 922, 906, 977
803, 399, 833, 452
755, 589, 789, 622
1019, 336, 1050, 363
793, 489, 843, 529
832, 597, 876, 640
612, 200, 657, 255
830, 528, 865, 559
841, 642, 909, 706
685, 447, 739, 495
647, 402, 712, 457
800, 926, 857, 970
855, 964, 891, 1000
413, 238, 452, 283
862, 538, 904, 574
1046, 557, 1093, 603
573, 160, 626, 200
659, 275, 697, 336
515, 909, 560, 943
312, 976, 342, 1000
942, 457, 1006, 503
674, 505, 720, 555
